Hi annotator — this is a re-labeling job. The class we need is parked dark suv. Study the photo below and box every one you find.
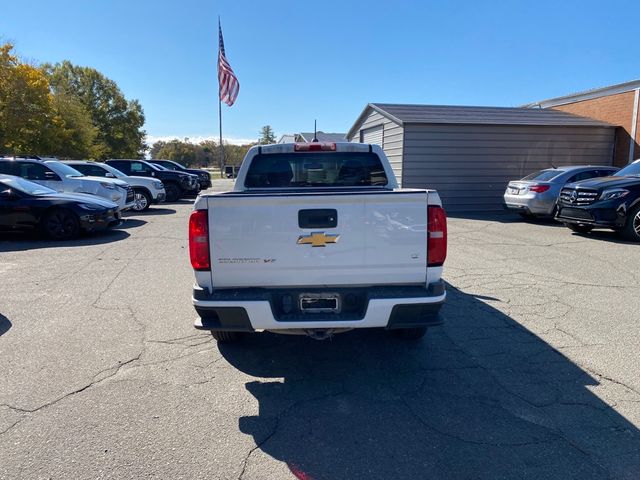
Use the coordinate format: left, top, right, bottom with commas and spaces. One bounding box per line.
556, 159, 640, 241
105, 159, 199, 202
151, 159, 212, 189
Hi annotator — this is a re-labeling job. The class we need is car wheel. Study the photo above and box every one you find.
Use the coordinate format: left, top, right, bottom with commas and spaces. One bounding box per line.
393, 327, 428, 340
132, 189, 151, 211
211, 331, 243, 343
566, 223, 593, 234
621, 205, 640, 242
43, 208, 80, 240
164, 183, 182, 202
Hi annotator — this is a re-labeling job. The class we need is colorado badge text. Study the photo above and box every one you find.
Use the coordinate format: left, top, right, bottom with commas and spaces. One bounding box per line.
297, 232, 340, 247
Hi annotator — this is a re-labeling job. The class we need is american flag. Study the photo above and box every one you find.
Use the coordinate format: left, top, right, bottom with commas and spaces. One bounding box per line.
218, 20, 239, 106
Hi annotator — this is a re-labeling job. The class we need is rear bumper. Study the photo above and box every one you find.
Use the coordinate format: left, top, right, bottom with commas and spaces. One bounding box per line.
79, 209, 121, 232
192, 281, 446, 332
503, 194, 554, 215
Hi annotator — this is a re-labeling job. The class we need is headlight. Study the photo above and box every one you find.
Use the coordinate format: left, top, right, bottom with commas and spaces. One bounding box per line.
154, 181, 164, 189
600, 188, 629, 201
78, 203, 103, 211
100, 182, 116, 190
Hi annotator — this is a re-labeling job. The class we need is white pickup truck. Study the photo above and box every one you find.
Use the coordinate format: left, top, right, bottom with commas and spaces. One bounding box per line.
189, 142, 447, 342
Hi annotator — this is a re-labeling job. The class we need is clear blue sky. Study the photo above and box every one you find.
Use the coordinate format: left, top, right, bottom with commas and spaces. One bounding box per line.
2, 0, 639, 144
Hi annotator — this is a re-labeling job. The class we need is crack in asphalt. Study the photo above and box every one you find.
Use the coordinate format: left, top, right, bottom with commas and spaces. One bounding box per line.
0, 352, 142, 438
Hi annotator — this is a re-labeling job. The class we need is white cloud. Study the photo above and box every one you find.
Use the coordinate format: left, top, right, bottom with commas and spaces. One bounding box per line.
145, 134, 256, 146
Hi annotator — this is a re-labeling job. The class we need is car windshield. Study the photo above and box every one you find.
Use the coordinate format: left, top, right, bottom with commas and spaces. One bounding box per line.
521, 169, 564, 181
245, 152, 388, 188
46, 161, 84, 177
0, 176, 57, 195
99, 163, 125, 178
616, 162, 640, 177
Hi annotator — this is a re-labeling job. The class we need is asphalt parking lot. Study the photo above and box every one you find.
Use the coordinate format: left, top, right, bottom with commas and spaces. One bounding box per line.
1, 184, 639, 479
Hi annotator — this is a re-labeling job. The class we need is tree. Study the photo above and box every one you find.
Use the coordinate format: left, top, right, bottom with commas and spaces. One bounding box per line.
0, 43, 58, 155
198, 139, 218, 167
44, 60, 146, 159
50, 93, 102, 159
148, 138, 254, 169
149, 140, 167, 160
152, 139, 198, 166
258, 125, 276, 145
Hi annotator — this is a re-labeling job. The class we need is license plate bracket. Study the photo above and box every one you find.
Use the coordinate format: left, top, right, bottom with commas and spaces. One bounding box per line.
299, 293, 341, 313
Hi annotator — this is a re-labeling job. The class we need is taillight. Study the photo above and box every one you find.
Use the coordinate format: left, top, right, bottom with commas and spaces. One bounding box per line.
189, 210, 210, 271
529, 184, 550, 193
427, 206, 447, 267
294, 142, 336, 152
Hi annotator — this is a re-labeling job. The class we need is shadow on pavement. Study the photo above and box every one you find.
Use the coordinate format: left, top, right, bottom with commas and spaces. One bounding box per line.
128, 207, 176, 216
0, 228, 130, 252
448, 211, 563, 227
116, 218, 147, 229
571, 229, 639, 245
219, 285, 640, 479
0, 314, 11, 337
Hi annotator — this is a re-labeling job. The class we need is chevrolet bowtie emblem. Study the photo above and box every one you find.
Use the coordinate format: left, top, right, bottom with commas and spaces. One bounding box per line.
297, 232, 340, 247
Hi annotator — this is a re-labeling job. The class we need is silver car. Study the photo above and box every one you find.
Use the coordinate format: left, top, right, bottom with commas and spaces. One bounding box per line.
504, 165, 619, 217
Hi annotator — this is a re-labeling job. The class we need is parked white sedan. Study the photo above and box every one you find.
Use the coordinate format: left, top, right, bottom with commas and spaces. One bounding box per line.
65, 161, 166, 212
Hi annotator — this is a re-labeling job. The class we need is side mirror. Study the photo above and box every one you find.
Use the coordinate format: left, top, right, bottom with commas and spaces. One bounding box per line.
0, 188, 19, 200
44, 171, 60, 181
105, 172, 116, 178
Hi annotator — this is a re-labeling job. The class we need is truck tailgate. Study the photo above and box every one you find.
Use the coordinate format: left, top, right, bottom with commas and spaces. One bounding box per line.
207, 191, 428, 288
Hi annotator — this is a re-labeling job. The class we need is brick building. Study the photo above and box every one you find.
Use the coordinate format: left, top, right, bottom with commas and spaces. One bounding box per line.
524, 80, 640, 167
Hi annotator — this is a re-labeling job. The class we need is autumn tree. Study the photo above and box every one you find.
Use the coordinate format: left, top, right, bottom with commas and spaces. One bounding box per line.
0, 43, 58, 155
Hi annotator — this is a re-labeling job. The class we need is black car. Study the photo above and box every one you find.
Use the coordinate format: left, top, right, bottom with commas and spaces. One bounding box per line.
0, 175, 121, 240
151, 159, 212, 189
105, 159, 198, 202
556, 159, 640, 241
149, 162, 202, 194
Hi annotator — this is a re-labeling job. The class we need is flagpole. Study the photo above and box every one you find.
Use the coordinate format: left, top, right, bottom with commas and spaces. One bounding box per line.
218, 97, 224, 178
217, 16, 224, 178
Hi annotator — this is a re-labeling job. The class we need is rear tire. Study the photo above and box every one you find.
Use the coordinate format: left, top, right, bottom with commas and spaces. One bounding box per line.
621, 205, 640, 242
132, 189, 151, 211
42, 208, 81, 240
393, 327, 428, 340
211, 331, 242, 343
164, 183, 182, 202
566, 223, 593, 234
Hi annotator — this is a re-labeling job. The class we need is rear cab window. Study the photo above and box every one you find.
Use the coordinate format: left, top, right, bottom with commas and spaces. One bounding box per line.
244, 152, 388, 189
